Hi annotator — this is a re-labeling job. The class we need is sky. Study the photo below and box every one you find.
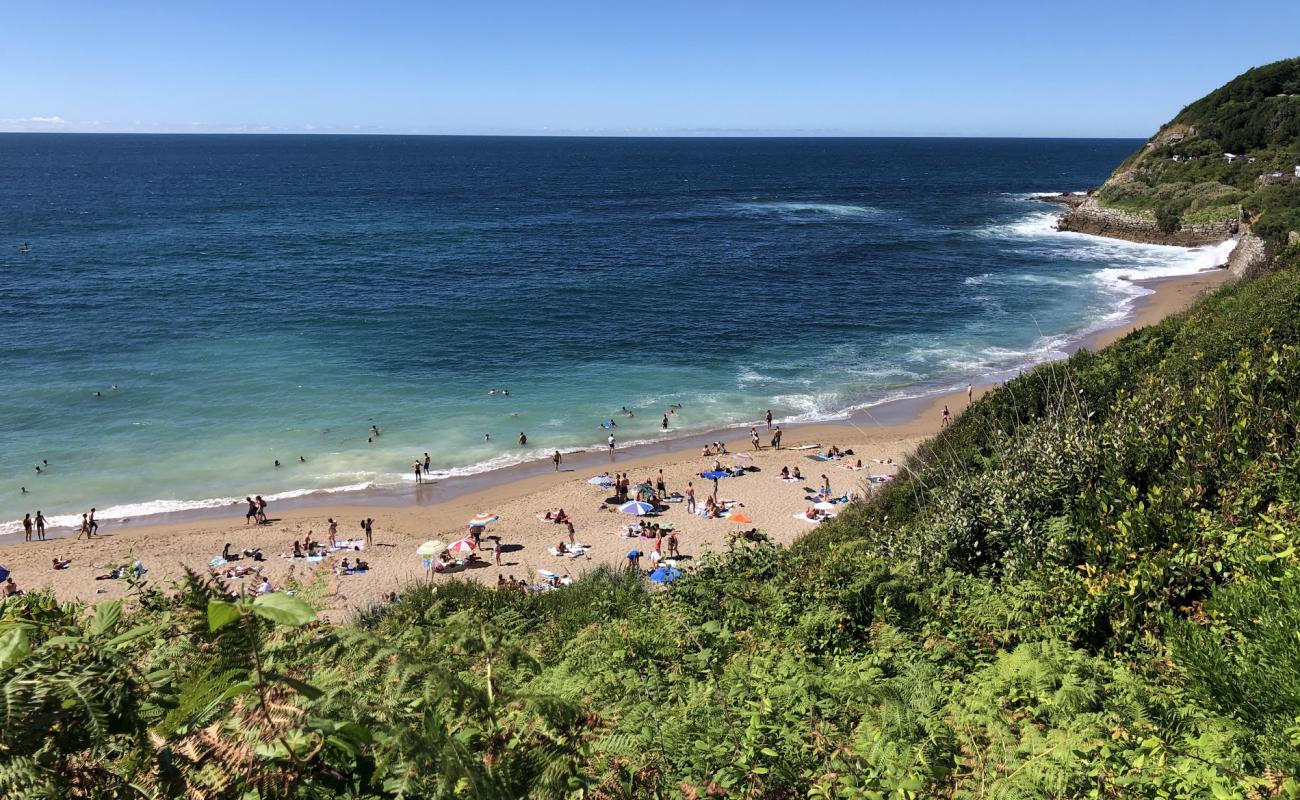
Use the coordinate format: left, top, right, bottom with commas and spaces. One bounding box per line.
4, 0, 1299, 137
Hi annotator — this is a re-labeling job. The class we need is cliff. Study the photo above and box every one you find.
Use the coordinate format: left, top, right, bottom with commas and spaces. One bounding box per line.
1053, 57, 1300, 259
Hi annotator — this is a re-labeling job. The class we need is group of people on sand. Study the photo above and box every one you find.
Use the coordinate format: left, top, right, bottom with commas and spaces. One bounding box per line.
700, 441, 729, 456
20, 511, 47, 542
245, 496, 269, 525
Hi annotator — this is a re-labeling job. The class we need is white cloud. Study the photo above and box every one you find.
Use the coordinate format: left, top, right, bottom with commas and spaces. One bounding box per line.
27, 115, 65, 125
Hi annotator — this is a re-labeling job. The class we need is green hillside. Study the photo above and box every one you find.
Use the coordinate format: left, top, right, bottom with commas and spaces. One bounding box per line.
1097, 57, 1300, 239
9, 69, 1300, 798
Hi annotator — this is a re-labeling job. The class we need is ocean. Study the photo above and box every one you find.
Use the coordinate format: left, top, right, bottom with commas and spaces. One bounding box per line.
0, 135, 1233, 534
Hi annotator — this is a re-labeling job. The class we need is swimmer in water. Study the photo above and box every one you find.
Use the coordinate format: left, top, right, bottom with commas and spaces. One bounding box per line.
298, 455, 306, 463
274, 460, 281, 468
484, 433, 491, 442
94, 391, 102, 397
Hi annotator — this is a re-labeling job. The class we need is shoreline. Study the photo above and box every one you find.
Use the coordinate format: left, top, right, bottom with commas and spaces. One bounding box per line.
0, 264, 1231, 612
3, 264, 1232, 546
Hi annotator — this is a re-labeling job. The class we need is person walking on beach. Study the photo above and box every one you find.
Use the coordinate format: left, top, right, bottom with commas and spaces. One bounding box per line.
552, 450, 562, 471
88, 508, 98, 536
518, 432, 527, 447
685, 481, 696, 514
35, 511, 45, 541
750, 427, 761, 451
255, 496, 267, 524
941, 405, 951, 428
76, 513, 91, 540
607, 433, 616, 457
765, 409, 773, 429
245, 497, 257, 525
22, 513, 32, 542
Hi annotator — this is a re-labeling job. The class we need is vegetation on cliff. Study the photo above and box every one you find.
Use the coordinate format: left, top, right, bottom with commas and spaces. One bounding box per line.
1096, 57, 1300, 239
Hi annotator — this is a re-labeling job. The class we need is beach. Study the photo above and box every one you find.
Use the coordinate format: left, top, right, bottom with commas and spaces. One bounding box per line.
0, 267, 1230, 613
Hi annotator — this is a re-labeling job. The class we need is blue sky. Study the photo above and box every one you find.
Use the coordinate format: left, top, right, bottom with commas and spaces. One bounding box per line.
4, 1, 1299, 137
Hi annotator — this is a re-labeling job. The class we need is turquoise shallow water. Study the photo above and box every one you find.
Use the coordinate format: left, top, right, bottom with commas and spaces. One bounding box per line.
0, 135, 1232, 534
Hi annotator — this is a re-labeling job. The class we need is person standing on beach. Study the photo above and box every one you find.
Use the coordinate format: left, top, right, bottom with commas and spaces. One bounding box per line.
685, 481, 696, 514
245, 497, 257, 525
607, 434, 616, 457
492, 538, 502, 566
519, 432, 527, 446
328, 518, 338, 548
423, 452, 431, 472
565, 520, 576, 546
772, 426, 783, 450
941, 405, 951, 428
750, 428, 760, 451
35, 511, 45, 541
552, 450, 562, 471
414, 461, 423, 484
656, 469, 667, 498
765, 409, 773, 429
255, 496, 267, 524
363, 517, 374, 546
22, 513, 32, 542
967, 384, 974, 406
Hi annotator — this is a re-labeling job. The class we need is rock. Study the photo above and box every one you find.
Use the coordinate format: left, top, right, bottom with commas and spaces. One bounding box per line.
1226, 234, 1269, 280
1055, 196, 1237, 246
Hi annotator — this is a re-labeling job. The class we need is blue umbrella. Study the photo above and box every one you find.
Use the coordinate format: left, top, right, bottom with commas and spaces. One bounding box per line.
0, 566, 9, 582
619, 500, 654, 516
649, 566, 681, 583
700, 470, 729, 480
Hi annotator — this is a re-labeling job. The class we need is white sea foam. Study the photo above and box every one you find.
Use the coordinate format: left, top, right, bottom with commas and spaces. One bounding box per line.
731, 201, 883, 220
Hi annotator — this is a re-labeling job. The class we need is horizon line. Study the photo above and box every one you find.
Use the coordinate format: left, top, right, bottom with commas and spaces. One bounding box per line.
0, 130, 1147, 140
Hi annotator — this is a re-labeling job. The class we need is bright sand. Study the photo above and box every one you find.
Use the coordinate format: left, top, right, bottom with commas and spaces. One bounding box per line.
1, 269, 1231, 614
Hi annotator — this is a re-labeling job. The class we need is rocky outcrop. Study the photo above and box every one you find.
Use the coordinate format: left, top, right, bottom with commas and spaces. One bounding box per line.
1055, 196, 1238, 246
1226, 233, 1269, 280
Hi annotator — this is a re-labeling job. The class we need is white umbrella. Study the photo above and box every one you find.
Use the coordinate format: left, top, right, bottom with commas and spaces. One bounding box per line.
587, 475, 614, 485
813, 501, 837, 511
619, 500, 654, 516
416, 540, 446, 556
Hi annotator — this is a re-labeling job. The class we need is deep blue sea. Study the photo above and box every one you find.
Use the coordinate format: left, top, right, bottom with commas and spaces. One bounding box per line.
0, 135, 1233, 533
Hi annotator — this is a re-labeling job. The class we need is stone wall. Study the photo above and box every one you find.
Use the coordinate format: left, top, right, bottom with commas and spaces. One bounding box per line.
1056, 197, 1238, 246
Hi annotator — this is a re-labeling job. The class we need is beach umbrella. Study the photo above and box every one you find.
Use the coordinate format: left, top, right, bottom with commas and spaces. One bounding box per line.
726, 511, 753, 523
587, 475, 614, 485
416, 540, 446, 556
0, 566, 8, 582
733, 453, 753, 461
701, 470, 729, 480
468, 513, 499, 526
446, 539, 477, 557
619, 500, 654, 516
649, 566, 682, 584
538, 568, 559, 580
813, 501, 838, 511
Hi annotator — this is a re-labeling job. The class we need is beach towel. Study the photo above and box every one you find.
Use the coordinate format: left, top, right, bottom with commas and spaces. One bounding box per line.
805, 454, 831, 461
209, 557, 227, 567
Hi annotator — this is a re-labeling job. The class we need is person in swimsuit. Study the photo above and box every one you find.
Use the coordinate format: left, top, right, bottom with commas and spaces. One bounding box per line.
518, 432, 527, 446
424, 453, 431, 471
685, 481, 696, 514
661, 414, 669, 430
552, 450, 562, 471
35, 511, 45, 541
245, 497, 257, 524
941, 405, 951, 427
765, 409, 772, 429
328, 518, 338, 547
88, 508, 98, 536
22, 513, 32, 542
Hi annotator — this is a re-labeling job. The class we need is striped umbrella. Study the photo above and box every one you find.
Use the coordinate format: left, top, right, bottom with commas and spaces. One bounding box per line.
618, 500, 654, 516
446, 538, 477, 557
468, 513, 499, 526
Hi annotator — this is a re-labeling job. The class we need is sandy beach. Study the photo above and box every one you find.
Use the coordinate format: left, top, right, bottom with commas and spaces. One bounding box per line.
0, 267, 1231, 613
